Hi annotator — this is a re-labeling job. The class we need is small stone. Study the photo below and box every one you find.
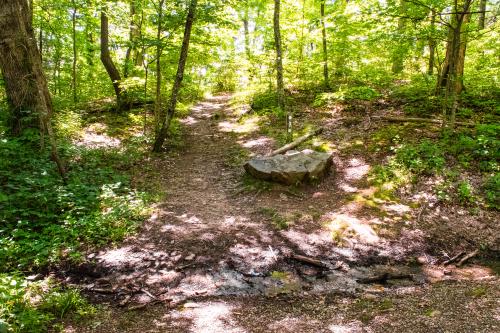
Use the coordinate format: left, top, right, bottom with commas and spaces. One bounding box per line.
185, 253, 196, 261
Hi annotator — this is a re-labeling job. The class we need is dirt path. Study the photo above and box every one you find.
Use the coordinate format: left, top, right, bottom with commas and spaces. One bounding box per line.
65, 95, 499, 333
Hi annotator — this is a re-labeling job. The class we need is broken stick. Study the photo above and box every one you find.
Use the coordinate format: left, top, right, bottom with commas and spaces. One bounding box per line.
457, 250, 479, 266
268, 128, 324, 156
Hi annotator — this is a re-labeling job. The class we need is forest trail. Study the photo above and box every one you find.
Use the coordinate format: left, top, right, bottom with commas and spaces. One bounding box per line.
65, 95, 499, 333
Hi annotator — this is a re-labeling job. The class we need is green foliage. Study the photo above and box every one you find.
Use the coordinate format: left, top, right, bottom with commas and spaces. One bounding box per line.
259, 207, 290, 230
457, 180, 476, 205
0, 275, 94, 333
394, 140, 445, 176
313, 85, 380, 107
483, 174, 500, 210
0, 133, 149, 271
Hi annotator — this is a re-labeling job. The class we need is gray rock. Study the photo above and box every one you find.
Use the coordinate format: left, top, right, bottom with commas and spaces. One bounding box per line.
244, 149, 333, 185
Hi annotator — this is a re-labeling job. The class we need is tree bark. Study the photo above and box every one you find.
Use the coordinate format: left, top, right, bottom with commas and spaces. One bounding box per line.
273, 0, 290, 140
0, 0, 65, 177
437, 0, 473, 128
428, 10, 436, 75
478, 0, 487, 30
152, 0, 198, 152
392, 0, 406, 74
71, 0, 78, 103
320, 1, 330, 89
100, 2, 124, 109
124, 0, 141, 78
154, 0, 165, 135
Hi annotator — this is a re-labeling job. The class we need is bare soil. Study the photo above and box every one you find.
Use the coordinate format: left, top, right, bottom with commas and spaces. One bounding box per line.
63, 95, 499, 333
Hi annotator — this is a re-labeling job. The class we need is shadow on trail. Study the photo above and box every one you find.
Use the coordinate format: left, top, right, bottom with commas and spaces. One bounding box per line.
62, 95, 497, 330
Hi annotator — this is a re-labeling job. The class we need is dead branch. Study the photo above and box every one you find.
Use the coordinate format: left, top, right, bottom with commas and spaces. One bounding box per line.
289, 253, 342, 270
443, 251, 465, 265
268, 128, 324, 156
457, 249, 479, 266
371, 116, 476, 127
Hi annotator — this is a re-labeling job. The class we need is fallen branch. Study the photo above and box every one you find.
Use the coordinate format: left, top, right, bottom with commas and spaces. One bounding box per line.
371, 116, 476, 127
443, 251, 466, 266
289, 253, 342, 270
268, 128, 324, 156
457, 249, 479, 266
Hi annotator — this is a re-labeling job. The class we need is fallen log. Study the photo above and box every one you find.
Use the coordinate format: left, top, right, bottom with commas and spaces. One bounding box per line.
371, 116, 476, 127
268, 128, 324, 156
356, 272, 414, 284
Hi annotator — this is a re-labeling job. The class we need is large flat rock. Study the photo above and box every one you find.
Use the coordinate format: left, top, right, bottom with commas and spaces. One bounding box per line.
244, 149, 333, 185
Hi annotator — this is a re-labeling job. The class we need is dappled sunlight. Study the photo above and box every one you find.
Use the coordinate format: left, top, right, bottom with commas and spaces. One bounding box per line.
268, 316, 322, 332
218, 115, 260, 134
75, 122, 121, 148
329, 321, 364, 333
239, 136, 274, 149
343, 158, 371, 181
179, 116, 199, 125
167, 301, 246, 333
325, 213, 380, 245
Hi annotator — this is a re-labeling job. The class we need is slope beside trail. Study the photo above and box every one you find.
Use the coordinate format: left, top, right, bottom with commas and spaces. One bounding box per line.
64, 94, 499, 333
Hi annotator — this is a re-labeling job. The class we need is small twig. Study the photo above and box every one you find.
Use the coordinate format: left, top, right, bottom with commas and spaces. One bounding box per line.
141, 288, 157, 300
443, 251, 465, 265
457, 250, 479, 266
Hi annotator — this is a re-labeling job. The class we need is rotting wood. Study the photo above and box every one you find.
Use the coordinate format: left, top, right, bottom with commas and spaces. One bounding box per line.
371, 116, 476, 127
457, 249, 479, 266
268, 128, 324, 156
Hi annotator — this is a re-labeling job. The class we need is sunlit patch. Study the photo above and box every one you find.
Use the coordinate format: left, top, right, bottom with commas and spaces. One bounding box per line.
339, 182, 359, 193
176, 213, 202, 224
329, 321, 364, 333
75, 123, 121, 148
145, 270, 180, 286
268, 316, 322, 332
344, 159, 370, 181
325, 213, 380, 244
171, 274, 216, 297
218, 116, 260, 133
168, 301, 245, 333
382, 203, 411, 215
229, 243, 278, 272
98, 246, 141, 266
179, 116, 198, 125
239, 136, 273, 148
281, 229, 334, 256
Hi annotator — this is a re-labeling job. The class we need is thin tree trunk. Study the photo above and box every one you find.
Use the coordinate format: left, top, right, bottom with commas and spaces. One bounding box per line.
152, 0, 198, 152
392, 0, 406, 74
478, 0, 487, 30
0, 0, 66, 178
71, 0, 78, 103
124, 0, 138, 78
320, 0, 330, 89
100, 2, 124, 109
273, 0, 290, 140
154, 0, 165, 135
428, 10, 436, 75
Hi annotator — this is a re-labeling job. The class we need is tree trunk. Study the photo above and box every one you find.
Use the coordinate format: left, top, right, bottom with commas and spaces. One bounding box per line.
71, 0, 78, 103
100, 2, 124, 109
154, 0, 165, 135
320, 1, 330, 89
392, 0, 406, 74
152, 0, 198, 152
124, 0, 140, 78
478, 0, 487, 30
437, 0, 473, 129
273, 0, 290, 141
0, 0, 65, 177
428, 10, 436, 75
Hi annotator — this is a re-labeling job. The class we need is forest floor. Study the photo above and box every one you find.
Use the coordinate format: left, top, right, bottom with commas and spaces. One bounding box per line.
63, 94, 499, 333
